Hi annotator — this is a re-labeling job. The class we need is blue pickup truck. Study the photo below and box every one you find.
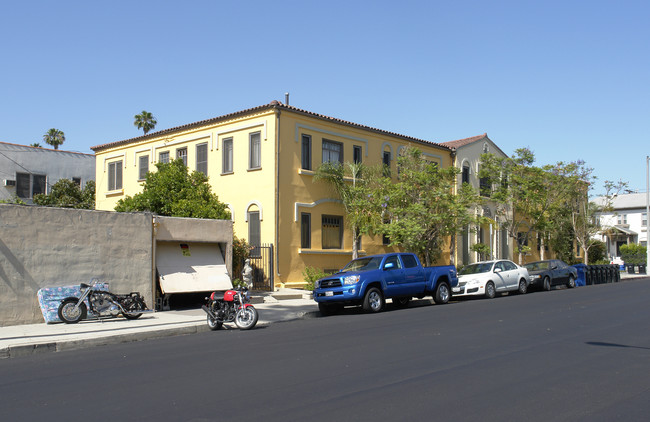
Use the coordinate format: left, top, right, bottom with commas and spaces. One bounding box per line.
313, 253, 458, 315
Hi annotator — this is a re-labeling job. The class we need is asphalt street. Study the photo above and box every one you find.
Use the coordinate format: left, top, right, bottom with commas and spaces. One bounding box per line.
1, 278, 649, 422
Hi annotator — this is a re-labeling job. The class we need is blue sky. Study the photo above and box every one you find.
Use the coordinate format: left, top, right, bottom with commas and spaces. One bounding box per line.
1, 0, 648, 195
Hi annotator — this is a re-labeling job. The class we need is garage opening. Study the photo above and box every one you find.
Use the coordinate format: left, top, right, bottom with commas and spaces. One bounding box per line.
155, 241, 232, 310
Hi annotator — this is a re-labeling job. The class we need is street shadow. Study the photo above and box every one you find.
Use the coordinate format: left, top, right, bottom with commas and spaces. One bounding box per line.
586, 341, 650, 350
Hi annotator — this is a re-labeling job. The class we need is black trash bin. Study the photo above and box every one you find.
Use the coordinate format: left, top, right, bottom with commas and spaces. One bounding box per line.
627, 264, 636, 274
639, 264, 647, 274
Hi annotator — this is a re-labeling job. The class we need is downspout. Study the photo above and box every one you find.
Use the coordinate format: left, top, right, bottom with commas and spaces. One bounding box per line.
450, 148, 457, 265
151, 214, 158, 309
275, 106, 281, 288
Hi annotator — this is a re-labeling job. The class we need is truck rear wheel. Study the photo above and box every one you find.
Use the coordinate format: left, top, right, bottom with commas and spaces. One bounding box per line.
362, 287, 384, 313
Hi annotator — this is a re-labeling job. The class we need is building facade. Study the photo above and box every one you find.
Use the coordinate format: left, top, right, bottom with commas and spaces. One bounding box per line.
594, 192, 648, 259
0, 142, 95, 203
92, 101, 453, 287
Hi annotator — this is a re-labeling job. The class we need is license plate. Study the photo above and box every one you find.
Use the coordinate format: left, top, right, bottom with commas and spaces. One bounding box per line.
325, 291, 333, 297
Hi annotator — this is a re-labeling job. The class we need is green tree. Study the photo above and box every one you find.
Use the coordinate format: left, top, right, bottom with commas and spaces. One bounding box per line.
43, 128, 65, 150
114, 159, 230, 219
134, 110, 157, 135
378, 147, 480, 266
480, 148, 566, 264
33, 179, 95, 209
30, 143, 41, 148
314, 161, 377, 259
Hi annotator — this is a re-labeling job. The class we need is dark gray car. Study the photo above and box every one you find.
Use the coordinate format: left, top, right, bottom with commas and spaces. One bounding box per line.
524, 259, 577, 291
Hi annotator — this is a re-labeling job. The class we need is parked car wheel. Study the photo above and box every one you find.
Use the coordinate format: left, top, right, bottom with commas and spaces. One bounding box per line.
485, 282, 496, 299
518, 278, 528, 294
567, 275, 576, 288
543, 276, 551, 291
362, 287, 385, 313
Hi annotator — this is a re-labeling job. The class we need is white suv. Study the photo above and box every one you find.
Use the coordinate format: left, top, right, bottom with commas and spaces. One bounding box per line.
452, 260, 530, 299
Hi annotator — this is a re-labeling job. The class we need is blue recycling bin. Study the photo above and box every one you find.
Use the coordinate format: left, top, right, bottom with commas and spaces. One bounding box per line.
572, 264, 587, 287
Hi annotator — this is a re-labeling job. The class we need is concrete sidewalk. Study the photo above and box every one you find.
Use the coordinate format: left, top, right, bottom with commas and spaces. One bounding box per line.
0, 290, 319, 359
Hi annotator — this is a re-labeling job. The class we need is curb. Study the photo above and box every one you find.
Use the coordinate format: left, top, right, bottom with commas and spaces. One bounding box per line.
0, 310, 320, 359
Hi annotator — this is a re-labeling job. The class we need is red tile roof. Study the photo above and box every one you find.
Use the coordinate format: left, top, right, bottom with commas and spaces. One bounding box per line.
440, 133, 508, 157
91, 101, 450, 152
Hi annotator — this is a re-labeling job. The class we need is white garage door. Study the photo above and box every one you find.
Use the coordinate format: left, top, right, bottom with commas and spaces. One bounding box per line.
156, 242, 232, 294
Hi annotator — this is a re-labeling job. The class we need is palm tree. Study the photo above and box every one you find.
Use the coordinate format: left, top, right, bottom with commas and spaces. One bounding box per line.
30, 143, 41, 148
134, 110, 157, 135
43, 128, 65, 150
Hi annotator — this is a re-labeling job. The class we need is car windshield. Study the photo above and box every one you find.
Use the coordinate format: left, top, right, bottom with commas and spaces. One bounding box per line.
459, 262, 493, 275
341, 256, 383, 272
525, 262, 549, 271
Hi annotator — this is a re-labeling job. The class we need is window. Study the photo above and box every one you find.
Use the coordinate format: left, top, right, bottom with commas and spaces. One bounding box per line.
384, 255, 401, 269
383, 151, 391, 176
643, 212, 648, 227
462, 163, 470, 184
301, 134, 312, 170
503, 261, 517, 271
222, 138, 233, 173
249, 132, 261, 169
159, 151, 170, 164
248, 210, 261, 249
176, 147, 187, 166
383, 219, 391, 245
322, 215, 343, 249
16, 173, 47, 198
353, 145, 362, 164
196, 143, 208, 175
108, 160, 123, 191
301, 213, 311, 249
138, 155, 149, 180
479, 176, 491, 197
16, 173, 30, 198
617, 214, 627, 225
322, 139, 342, 164
72, 177, 81, 186
401, 254, 418, 268
32, 175, 46, 196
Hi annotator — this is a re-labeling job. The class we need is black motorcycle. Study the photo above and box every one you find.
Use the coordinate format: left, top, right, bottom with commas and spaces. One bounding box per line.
57, 281, 149, 324
202, 286, 258, 330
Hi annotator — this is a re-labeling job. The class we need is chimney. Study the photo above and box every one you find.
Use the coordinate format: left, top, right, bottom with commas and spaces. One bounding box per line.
285, 92, 289, 105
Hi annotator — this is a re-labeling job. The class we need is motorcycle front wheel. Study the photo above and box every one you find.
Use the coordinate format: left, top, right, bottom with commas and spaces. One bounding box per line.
58, 298, 87, 324
207, 314, 223, 331
122, 298, 146, 320
235, 306, 258, 330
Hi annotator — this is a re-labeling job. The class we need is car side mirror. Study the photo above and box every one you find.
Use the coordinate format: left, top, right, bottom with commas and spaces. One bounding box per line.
494, 268, 502, 273
551, 265, 558, 270
384, 262, 395, 270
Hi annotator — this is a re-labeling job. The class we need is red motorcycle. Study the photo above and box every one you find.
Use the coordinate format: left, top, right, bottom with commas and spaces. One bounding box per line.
202, 286, 258, 330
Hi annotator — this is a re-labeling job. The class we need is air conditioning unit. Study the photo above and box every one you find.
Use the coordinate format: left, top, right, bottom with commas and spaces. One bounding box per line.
4, 179, 16, 186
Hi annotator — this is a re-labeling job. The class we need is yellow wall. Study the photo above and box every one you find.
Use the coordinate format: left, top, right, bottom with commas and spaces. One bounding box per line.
95, 109, 279, 264
94, 105, 454, 288
276, 110, 452, 287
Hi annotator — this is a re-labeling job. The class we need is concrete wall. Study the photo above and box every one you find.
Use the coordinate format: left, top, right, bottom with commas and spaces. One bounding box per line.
0, 204, 153, 326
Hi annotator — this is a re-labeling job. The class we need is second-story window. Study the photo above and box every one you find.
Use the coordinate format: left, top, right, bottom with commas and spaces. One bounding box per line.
176, 147, 187, 166
138, 155, 149, 180
322, 215, 343, 249
353, 145, 362, 164
223, 138, 233, 173
159, 151, 170, 164
322, 139, 342, 164
249, 132, 261, 169
383, 151, 391, 177
196, 143, 208, 175
301, 134, 312, 170
108, 160, 123, 191
462, 163, 470, 184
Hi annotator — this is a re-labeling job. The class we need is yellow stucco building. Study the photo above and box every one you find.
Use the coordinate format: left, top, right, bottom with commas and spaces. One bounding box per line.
92, 101, 454, 288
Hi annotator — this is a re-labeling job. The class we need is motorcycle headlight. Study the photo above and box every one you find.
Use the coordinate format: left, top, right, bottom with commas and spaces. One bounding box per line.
344, 275, 360, 285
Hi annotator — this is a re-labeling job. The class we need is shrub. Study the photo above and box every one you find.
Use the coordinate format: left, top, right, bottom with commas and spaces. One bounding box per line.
302, 266, 332, 291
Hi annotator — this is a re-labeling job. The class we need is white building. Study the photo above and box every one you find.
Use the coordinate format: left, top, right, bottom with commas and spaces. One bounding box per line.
594, 192, 648, 259
0, 142, 95, 204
